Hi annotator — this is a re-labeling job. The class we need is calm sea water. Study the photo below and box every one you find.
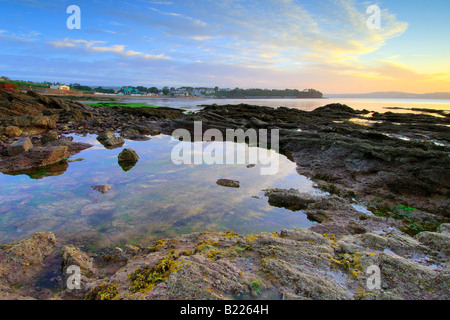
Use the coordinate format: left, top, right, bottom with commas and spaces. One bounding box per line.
0, 135, 321, 249
108, 97, 450, 113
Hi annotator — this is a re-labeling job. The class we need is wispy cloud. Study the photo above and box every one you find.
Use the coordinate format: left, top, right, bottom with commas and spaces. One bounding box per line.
48, 38, 169, 60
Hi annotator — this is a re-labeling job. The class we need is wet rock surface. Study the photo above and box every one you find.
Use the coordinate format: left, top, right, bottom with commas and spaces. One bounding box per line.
0, 222, 448, 300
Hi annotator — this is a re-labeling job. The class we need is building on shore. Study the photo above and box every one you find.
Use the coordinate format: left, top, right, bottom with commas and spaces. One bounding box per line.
49, 84, 70, 90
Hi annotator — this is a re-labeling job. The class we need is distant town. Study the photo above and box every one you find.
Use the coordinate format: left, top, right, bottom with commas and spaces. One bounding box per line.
0, 76, 323, 99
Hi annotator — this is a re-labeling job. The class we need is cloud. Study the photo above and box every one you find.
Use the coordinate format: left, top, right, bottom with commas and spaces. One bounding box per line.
368, 60, 448, 82
200, 0, 408, 67
5, 0, 448, 93
48, 38, 169, 60
148, 6, 207, 27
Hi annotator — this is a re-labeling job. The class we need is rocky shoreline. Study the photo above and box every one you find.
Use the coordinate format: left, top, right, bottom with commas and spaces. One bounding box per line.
0, 90, 449, 300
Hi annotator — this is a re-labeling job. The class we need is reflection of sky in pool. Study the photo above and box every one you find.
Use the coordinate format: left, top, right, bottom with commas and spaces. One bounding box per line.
0, 134, 321, 249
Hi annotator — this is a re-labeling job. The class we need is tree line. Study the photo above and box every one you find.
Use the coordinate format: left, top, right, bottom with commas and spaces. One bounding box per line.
213, 88, 322, 98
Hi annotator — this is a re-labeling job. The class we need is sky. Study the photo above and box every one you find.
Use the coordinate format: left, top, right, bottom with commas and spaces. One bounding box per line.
0, 0, 449, 94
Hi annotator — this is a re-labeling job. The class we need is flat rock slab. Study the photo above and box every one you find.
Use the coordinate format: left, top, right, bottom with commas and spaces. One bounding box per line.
0, 146, 70, 173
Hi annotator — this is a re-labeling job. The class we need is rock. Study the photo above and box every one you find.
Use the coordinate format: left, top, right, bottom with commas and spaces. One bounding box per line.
118, 149, 139, 172
7, 137, 33, 156
103, 137, 125, 148
264, 188, 316, 210
0, 146, 70, 174
118, 149, 140, 162
311, 103, 356, 116
41, 131, 59, 144
415, 231, 450, 256
279, 229, 328, 245
0, 232, 57, 286
91, 185, 111, 194
438, 223, 450, 235
96, 130, 115, 142
305, 210, 332, 223
61, 245, 94, 277
27, 146, 70, 166
124, 245, 140, 256
249, 117, 269, 128
261, 258, 351, 300
4, 126, 22, 137
216, 179, 240, 188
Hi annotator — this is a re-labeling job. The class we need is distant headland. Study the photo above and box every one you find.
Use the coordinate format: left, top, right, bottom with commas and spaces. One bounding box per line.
325, 91, 450, 99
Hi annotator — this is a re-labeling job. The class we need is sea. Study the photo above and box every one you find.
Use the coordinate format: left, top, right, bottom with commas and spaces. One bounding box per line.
101, 97, 450, 114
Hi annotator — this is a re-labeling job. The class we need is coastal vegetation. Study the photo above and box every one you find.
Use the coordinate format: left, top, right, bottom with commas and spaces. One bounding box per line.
86, 102, 163, 108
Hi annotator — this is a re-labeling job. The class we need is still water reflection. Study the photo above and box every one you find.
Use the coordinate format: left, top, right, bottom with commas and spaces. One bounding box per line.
0, 134, 321, 250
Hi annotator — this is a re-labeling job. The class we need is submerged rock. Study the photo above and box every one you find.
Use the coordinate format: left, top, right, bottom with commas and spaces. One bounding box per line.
81, 201, 115, 216
91, 185, 111, 194
216, 179, 240, 188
